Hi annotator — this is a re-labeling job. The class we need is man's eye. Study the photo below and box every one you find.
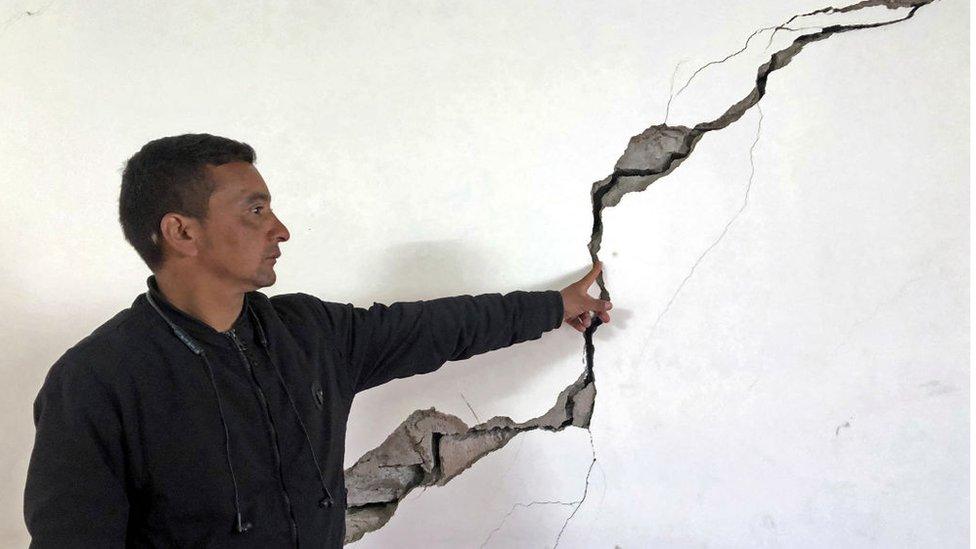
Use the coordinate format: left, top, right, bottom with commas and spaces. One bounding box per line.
251, 206, 264, 214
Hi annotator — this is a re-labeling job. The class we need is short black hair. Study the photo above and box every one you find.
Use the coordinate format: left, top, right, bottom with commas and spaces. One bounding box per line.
118, 133, 256, 272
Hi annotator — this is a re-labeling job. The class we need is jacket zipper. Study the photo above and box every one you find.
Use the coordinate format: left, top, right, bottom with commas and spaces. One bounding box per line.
225, 328, 300, 547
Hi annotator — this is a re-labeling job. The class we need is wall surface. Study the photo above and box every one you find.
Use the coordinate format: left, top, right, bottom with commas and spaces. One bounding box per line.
0, 1, 968, 547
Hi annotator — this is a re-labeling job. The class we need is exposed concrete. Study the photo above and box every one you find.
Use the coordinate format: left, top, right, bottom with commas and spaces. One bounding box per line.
344, 373, 596, 542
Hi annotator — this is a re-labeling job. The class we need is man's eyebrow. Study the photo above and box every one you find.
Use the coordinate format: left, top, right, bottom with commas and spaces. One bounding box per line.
239, 191, 271, 204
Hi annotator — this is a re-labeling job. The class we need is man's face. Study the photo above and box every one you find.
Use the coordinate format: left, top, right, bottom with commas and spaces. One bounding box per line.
193, 161, 290, 290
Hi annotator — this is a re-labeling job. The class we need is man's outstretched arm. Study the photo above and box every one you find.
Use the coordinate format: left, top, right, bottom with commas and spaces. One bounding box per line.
305, 261, 612, 394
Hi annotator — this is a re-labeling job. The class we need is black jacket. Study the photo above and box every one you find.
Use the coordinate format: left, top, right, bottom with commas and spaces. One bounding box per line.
24, 275, 563, 547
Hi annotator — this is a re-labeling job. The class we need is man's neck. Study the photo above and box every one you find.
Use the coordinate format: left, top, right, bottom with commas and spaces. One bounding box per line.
154, 269, 245, 333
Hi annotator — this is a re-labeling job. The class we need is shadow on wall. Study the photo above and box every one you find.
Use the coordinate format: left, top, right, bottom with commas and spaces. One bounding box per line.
373, 239, 495, 302
373, 239, 634, 328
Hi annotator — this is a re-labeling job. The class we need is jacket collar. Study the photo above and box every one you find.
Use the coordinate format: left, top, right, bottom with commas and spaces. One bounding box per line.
145, 274, 256, 349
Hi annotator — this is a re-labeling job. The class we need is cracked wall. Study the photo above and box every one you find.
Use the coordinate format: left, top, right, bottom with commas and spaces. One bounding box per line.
1, 1, 967, 547
343, 1, 968, 546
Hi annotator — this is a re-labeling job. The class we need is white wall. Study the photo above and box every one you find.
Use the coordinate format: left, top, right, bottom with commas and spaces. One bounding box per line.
1, 1, 968, 546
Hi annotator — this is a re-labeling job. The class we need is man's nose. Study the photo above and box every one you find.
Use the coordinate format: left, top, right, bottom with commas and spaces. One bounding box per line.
272, 214, 290, 242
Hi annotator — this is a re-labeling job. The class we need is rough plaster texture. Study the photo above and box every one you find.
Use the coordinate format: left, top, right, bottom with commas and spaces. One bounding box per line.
0, 0, 967, 547
344, 368, 596, 542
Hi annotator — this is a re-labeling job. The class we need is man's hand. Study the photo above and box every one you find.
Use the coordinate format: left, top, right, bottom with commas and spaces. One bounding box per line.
560, 260, 612, 333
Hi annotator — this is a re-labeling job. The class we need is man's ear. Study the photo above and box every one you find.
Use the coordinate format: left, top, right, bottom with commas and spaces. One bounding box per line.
158, 213, 201, 259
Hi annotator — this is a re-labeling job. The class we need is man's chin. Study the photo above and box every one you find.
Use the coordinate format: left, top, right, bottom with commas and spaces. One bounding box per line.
251, 267, 277, 289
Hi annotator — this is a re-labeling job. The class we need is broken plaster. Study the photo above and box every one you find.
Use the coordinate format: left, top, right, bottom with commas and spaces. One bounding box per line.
342, 1, 936, 543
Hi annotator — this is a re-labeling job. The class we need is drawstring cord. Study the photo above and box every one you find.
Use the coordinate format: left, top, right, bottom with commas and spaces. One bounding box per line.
247, 303, 336, 509
144, 291, 251, 534
145, 291, 335, 537
200, 351, 252, 534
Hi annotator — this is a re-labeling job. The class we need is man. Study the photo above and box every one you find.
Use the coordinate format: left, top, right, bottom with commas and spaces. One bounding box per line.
23, 134, 612, 547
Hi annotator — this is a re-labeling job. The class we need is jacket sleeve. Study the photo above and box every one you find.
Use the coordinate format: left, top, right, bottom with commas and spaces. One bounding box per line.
306, 289, 564, 394
24, 358, 129, 548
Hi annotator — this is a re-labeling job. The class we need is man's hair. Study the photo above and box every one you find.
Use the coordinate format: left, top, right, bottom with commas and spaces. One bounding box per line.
119, 133, 256, 272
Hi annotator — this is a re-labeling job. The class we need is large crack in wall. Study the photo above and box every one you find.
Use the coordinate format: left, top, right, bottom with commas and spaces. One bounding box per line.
342, 1, 935, 543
